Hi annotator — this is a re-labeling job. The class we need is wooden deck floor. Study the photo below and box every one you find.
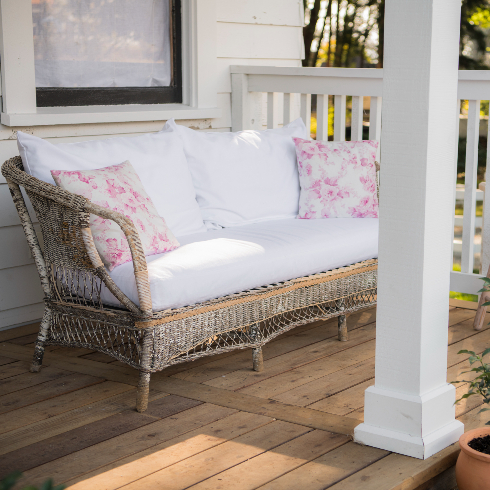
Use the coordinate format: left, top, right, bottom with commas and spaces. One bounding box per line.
0, 303, 487, 490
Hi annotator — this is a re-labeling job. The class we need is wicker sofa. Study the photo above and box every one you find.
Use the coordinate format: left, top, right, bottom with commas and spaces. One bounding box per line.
2, 156, 378, 413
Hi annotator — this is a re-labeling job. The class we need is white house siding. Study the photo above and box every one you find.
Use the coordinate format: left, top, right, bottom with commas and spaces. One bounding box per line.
0, 0, 304, 329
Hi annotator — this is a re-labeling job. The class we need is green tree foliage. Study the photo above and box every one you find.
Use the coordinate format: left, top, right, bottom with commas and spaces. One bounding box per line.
303, 0, 384, 68
304, 0, 490, 69
461, 0, 490, 68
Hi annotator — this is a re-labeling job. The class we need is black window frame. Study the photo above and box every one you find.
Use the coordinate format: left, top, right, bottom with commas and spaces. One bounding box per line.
35, 0, 182, 108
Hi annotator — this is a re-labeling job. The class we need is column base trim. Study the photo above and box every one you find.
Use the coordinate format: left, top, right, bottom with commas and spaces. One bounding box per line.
354, 419, 464, 459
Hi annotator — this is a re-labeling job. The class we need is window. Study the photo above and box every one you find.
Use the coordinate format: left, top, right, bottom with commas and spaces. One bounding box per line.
31, 0, 182, 107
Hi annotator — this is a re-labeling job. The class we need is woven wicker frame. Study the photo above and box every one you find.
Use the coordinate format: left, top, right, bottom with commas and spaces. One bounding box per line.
2, 156, 378, 412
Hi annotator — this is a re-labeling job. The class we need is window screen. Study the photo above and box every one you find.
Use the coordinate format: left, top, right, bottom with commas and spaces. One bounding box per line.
31, 0, 181, 106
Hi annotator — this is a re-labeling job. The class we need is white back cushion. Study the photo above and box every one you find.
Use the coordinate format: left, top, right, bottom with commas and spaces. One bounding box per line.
17, 130, 206, 237
163, 118, 308, 229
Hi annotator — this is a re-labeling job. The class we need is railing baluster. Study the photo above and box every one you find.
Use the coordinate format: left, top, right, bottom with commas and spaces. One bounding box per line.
300, 93, 311, 137
450, 99, 461, 273
316, 94, 329, 141
482, 110, 490, 275
351, 96, 364, 141
231, 73, 249, 131
369, 96, 382, 141
267, 92, 276, 129
334, 95, 346, 142
461, 99, 480, 273
283, 93, 292, 125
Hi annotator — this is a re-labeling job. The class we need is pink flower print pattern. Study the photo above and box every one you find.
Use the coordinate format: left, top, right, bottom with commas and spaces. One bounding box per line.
293, 138, 379, 219
51, 161, 179, 271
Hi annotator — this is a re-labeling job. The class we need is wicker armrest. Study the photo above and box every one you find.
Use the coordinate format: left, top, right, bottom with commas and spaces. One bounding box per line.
83, 201, 153, 316
1, 157, 153, 317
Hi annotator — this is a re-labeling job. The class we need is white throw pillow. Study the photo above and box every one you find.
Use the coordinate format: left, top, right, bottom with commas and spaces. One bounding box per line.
162, 118, 308, 229
17, 130, 206, 237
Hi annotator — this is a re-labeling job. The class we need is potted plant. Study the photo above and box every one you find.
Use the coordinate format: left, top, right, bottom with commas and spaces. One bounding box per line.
453, 347, 490, 490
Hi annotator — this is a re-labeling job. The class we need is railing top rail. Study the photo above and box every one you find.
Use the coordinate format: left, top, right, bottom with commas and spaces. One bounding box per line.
230, 66, 384, 79
231, 66, 490, 85
458, 70, 490, 81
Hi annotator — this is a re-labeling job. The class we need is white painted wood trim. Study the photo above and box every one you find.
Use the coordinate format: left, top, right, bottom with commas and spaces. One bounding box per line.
0, 0, 36, 114
351, 96, 364, 141
355, 0, 464, 459
1, 106, 221, 127
0, 302, 43, 331
182, 0, 218, 109
267, 92, 277, 129
231, 65, 490, 80
450, 100, 461, 272
231, 73, 249, 131
316, 94, 329, 141
300, 93, 311, 136
230, 66, 384, 78
230, 65, 490, 101
216, 0, 303, 27
482, 126, 490, 275
245, 73, 383, 97
0, 0, 219, 125
283, 93, 292, 125
450, 270, 485, 294
369, 97, 382, 141
333, 95, 346, 142
461, 99, 480, 273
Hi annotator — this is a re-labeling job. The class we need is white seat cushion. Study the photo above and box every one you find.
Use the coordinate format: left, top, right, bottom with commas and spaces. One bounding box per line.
162, 118, 307, 230
103, 218, 379, 311
17, 130, 206, 237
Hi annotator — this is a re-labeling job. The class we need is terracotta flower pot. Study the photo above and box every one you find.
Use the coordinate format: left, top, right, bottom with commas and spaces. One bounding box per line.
456, 427, 490, 490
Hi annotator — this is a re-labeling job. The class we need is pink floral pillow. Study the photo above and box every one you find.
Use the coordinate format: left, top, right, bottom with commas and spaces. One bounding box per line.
293, 138, 379, 219
51, 161, 179, 271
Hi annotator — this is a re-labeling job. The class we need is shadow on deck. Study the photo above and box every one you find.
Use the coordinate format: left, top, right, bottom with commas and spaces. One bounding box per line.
0, 301, 485, 490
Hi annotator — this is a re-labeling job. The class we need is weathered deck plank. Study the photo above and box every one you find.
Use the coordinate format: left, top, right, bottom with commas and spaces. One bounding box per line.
0, 366, 70, 396
188, 430, 349, 490
53, 410, 262, 490
0, 381, 133, 434
0, 305, 486, 490
257, 442, 389, 490
119, 421, 312, 490
0, 372, 105, 414
0, 390, 167, 456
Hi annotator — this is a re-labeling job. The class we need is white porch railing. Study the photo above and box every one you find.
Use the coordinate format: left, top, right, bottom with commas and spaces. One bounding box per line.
230, 66, 490, 296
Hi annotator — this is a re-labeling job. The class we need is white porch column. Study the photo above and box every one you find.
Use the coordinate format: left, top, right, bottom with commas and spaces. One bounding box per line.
354, 0, 464, 459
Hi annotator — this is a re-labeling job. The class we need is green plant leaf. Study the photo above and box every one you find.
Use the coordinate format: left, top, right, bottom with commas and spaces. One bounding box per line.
0, 472, 23, 490
458, 350, 476, 356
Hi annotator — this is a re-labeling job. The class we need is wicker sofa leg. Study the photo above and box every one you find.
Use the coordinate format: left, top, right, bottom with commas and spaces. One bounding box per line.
252, 347, 263, 372
136, 370, 151, 412
30, 309, 52, 373
338, 315, 348, 342
337, 298, 348, 342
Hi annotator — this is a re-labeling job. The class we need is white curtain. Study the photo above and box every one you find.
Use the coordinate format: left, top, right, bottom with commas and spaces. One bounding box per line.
32, 0, 172, 88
